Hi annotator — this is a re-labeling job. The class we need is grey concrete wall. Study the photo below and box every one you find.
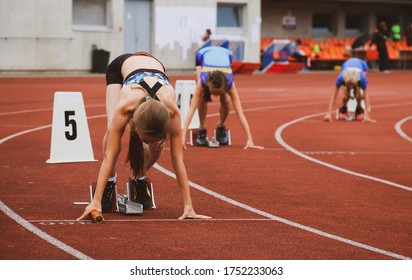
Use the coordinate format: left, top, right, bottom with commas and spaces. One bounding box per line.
0, 0, 123, 71
0, 0, 261, 72
153, 0, 261, 70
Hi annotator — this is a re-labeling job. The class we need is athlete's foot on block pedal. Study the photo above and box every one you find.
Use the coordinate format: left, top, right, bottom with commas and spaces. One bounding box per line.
196, 128, 208, 146
338, 106, 347, 120
355, 106, 364, 121
130, 177, 155, 209
101, 180, 116, 212
216, 125, 229, 145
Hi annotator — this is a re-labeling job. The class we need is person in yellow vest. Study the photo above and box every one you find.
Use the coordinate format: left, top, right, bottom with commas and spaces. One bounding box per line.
312, 43, 320, 59
391, 19, 401, 42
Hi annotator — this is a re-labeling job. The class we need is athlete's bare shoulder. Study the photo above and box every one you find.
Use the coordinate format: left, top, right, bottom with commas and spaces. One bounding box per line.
117, 85, 145, 114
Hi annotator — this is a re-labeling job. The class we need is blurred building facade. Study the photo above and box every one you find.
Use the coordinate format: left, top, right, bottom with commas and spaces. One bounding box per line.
0, 0, 410, 72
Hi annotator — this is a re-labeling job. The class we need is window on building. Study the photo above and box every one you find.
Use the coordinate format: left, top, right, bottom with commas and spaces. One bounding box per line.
345, 14, 365, 37
73, 0, 110, 30
312, 13, 335, 37
217, 3, 243, 28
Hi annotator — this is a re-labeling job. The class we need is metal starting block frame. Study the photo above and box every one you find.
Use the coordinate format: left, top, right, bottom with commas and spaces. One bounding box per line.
86, 180, 153, 215
189, 129, 231, 147
208, 136, 220, 148
115, 182, 143, 215
336, 88, 366, 121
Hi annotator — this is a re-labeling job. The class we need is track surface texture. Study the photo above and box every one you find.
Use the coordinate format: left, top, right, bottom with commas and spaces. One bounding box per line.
1, 71, 411, 260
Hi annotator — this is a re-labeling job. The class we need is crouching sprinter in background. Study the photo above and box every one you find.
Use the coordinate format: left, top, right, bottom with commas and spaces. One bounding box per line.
324, 58, 376, 122
182, 46, 263, 150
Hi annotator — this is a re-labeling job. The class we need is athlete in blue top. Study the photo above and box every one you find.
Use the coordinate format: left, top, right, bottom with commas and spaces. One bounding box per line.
197, 46, 235, 89
336, 58, 368, 89
182, 46, 263, 149
324, 58, 375, 122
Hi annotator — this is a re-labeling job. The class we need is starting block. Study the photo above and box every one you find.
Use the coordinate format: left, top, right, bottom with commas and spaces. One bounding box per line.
226, 129, 232, 145
206, 129, 232, 147
189, 129, 198, 146
336, 98, 358, 121
336, 88, 365, 121
115, 179, 156, 214
89, 178, 156, 216
208, 128, 231, 147
208, 137, 220, 148
116, 183, 143, 215
191, 127, 231, 147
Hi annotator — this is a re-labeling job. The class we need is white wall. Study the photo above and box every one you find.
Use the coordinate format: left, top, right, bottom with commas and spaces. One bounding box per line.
153, 0, 261, 70
0, 0, 123, 71
0, 0, 260, 72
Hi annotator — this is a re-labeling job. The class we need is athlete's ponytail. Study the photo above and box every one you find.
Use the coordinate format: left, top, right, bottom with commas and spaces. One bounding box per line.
126, 97, 170, 178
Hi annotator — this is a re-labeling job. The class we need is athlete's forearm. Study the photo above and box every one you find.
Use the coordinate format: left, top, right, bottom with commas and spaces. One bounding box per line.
328, 87, 339, 114
170, 132, 193, 207
363, 90, 371, 119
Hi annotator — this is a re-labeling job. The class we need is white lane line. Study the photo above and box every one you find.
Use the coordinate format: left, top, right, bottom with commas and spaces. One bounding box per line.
394, 115, 412, 142
233, 148, 412, 155
274, 112, 412, 192
153, 164, 410, 260
0, 104, 104, 116
0, 114, 106, 145
30, 218, 273, 224
0, 108, 52, 116
0, 115, 107, 259
304, 151, 412, 155
0, 124, 51, 145
0, 101, 323, 145
0, 201, 93, 260
203, 101, 328, 118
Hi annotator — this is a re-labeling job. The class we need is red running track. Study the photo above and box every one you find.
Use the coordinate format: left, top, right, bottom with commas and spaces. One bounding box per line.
0, 71, 411, 260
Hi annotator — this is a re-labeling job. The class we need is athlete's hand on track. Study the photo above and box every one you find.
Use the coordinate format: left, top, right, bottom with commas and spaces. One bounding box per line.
243, 140, 264, 150
179, 205, 211, 220
324, 113, 332, 122
363, 117, 377, 123
77, 199, 102, 221
182, 133, 188, 149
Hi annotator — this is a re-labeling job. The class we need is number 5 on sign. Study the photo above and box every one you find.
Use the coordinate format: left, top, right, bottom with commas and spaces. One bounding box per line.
46, 92, 97, 163
64, 111, 77, 140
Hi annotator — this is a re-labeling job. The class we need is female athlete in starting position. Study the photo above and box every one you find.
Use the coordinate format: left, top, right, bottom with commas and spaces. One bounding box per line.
78, 52, 210, 220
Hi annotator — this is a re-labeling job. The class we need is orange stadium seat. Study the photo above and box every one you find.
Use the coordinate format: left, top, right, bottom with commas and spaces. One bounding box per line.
260, 37, 409, 71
